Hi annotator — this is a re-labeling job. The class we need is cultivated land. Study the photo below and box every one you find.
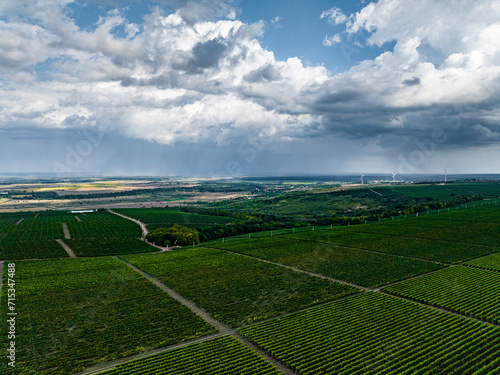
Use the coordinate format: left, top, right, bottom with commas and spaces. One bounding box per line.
0, 180, 500, 374
122, 248, 359, 327
0, 258, 215, 374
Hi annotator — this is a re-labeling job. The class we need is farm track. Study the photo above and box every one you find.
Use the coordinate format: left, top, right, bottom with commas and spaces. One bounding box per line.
75, 215, 82, 222
108, 210, 170, 252
62, 222, 71, 239
15, 218, 24, 225
111, 256, 295, 375
56, 239, 77, 258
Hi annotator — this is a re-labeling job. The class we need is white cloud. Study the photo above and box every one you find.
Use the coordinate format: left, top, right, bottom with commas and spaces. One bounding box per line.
323, 34, 341, 47
320, 7, 347, 25
271, 16, 283, 29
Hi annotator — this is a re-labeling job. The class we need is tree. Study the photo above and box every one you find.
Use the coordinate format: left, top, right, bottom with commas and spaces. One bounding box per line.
146, 225, 200, 247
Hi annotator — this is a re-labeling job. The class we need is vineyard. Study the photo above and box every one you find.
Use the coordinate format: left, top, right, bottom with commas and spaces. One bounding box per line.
122, 248, 360, 327
211, 237, 444, 288
0, 210, 156, 259
349, 215, 500, 247
99, 335, 282, 375
382, 266, 500, 324
0, 211, 70, 259
283, 226, 496, 263
0, 186, 500, 374
0, 257, 216, 374
466, 252, 500, 271
239, 292, 500, 374
64, 211, 155, 256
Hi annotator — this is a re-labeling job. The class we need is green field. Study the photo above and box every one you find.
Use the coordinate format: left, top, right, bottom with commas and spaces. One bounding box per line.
0, 210, 156, 259
99, 335, 281, 375
210, 237, 444, 288
122, 248, 360, 327
383, 266, 500, 324
466, 252, 500, 271
381, 182, 500, 200
239, 292, 500, 374
282, 226, 497, 263
0, 211, 70, 259
348, 216, 500, 247
65, 211, 155, 256
0, 258, 215, 374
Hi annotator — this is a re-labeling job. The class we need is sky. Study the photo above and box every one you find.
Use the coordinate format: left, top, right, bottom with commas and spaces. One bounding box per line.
1, 0, 500, 177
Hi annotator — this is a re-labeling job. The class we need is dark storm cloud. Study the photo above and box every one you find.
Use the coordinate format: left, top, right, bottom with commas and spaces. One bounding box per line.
244, 64, 282, 82
402, 77, 420, 86
185, 38, 228, 73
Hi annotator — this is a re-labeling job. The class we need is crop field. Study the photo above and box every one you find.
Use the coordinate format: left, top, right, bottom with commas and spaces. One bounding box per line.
382, 266, 500, 324
114, 208, 235, 230
122, 248, 359, 327
0, 257, 216, 374
466, 252, 500, 271
413, 202, 500, 222
64, 211, 155, 256
283, 227, 496, 263
348, 216, 500, 247
384, 182, 500, 200
239, 292, 500, 375
0, 210, 156, 259
99, 335, 281, 375
211, 237, 444, 288
0, 211, 70, 259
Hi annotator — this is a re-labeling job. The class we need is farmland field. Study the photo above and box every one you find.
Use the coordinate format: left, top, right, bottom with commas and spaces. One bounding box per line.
99, 335, 282, 375
348, 216, 500, 247
210, 237, 445, 288
466, 252, 500, 271
0, 258, 216, 374
383, 266, 500, 324
0, 210, 157, 259
65, 211, 155, 256
239, 292, 500, 374
0, 211, 70, 259
122, 248, 360, 327
283, 227, 497, 263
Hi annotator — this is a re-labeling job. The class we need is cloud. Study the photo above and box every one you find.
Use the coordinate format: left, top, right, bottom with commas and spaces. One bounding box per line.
1, 0, 500, 170
271, 16, 283, 29
323, 34, 341, 47
320, 7, 348, 25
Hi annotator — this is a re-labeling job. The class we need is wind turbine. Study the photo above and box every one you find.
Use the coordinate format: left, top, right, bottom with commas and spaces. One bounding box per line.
392, 172, 397, 183
360, 174, 365, 185
443, 169, 447, 183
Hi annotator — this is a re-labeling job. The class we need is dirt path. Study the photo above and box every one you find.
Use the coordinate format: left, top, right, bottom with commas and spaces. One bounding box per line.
62, 222, 71, 239
15, 218, 24, 225
75, 216, 82, 222
109, 210, 170, 252
34, 213, 39, 219
56, 239, 77, 258
114, 256, 295, 375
